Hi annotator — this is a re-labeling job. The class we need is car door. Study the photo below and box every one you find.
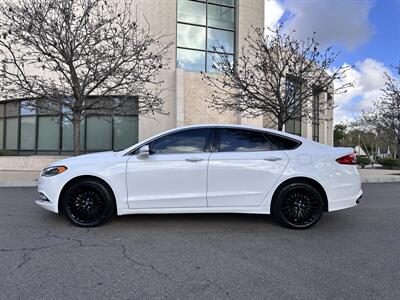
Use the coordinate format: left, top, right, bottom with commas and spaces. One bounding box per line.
126, 128, 213, 209
207, 128, 289, 207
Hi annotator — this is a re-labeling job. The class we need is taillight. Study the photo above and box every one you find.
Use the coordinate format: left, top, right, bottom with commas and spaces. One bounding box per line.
336, 153, 357, 165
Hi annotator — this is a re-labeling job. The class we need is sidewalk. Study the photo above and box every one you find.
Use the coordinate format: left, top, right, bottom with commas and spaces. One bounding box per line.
0, 170, 39, 187
0, 168, 399, 188
358, 168, 400, 183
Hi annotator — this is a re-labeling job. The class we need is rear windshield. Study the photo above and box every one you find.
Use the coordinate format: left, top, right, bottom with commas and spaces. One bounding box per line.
266, 133, 301, 150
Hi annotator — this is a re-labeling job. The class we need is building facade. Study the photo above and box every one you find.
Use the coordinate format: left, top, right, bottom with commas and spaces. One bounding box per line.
0, 0, 333, 155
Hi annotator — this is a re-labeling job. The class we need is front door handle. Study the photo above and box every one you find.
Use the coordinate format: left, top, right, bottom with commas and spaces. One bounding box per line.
185, 158, 204, 162
264, 156, 282, 162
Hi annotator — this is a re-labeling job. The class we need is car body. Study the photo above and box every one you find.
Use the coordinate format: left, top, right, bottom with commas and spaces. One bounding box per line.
36, 124, 362, 228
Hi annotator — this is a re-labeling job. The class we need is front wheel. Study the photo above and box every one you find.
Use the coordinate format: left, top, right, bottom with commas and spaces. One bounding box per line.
62, 179, 115, 227
272, 183, 324, 229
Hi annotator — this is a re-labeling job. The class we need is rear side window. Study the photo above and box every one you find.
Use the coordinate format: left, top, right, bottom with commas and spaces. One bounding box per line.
150, 128, 211, 154
218, 128, 273, 152
267, 133, 301, 150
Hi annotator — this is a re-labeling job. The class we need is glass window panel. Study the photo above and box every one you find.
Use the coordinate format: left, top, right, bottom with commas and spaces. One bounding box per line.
37, 116, 60, 150
285, 119, 295, 134
113, 116, 138, 150
208, 4, 235, 30
20, 116, 36, 150
313, 124, 319, 142
209, 0, 235, 6
286, 119, 301, 136
119, 97, 139, 115
177, 23, 206, 50
38, 100, 60, 115
86, 116, 112, 150
0, 104, 4, 117
177, 49, 205, 72
61, 117, 85, 151
312, 93, 320, 122
177, 0, 206, 25
286, 79, 301, 116
61, 105, 73, 115
295, 119, 301, 136
5, 102, 19, 117
207, 28, 234, 53
207, 53, 233, 73
0, 118, 3, 149
5, 117, 18, 149
20, 101, 36, 116
218, 128, 272, 152
150, 128, 211, 154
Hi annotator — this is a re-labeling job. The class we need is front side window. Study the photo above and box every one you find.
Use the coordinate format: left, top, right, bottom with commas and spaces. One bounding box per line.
218, 128, 272, 152
150, 128, 211, 154
176, 0, 236, 73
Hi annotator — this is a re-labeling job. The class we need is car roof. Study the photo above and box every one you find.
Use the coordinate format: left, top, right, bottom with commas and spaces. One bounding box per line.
120, 124, 307, 155
173, 124, 307, 140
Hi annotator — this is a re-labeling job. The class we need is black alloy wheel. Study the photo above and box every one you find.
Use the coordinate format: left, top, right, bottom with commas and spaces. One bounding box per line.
63, 179, 115, 227
273, 183, 324, 229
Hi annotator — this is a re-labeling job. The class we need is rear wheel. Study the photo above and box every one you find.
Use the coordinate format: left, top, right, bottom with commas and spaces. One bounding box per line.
62, 179, 115, 227
272, 182, 324, 229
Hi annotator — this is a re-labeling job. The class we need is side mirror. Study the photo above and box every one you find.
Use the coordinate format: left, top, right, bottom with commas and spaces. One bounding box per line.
137, 145, 150, 160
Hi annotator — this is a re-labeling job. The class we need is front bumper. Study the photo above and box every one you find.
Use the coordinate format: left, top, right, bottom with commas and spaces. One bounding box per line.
35, 199, 58, 213
36, 175, 64, 214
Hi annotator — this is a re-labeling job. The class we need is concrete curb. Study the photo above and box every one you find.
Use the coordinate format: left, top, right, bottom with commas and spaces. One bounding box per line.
361, 177, 400, 184
0, 178, 399, 188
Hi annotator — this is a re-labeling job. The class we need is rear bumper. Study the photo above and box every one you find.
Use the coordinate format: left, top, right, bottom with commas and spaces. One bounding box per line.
328, 190, 363, 212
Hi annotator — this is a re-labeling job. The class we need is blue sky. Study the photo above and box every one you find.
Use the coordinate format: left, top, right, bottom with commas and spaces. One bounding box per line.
265, 0, 400, 123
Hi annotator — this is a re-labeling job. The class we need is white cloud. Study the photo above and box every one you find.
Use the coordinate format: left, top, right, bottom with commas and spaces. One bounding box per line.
265, 0, 285, 30
278, 0, 375, 51
262, 1, 385, 124
334, 58, 390, 123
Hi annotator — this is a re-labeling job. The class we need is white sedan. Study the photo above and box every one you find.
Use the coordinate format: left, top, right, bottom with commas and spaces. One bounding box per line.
36, 124, 362, 229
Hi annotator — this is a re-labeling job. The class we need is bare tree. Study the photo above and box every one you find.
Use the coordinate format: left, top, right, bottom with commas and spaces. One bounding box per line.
0, 0, 172, 155
377, 63, 400, 160
202, 26, 353, 131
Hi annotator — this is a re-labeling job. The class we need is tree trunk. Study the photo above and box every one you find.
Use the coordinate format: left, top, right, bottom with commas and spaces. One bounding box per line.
73, 112, 82, 156
277, 119, 284, 131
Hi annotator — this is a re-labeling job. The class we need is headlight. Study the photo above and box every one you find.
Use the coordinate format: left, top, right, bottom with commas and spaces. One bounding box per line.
41, 166, 68, 177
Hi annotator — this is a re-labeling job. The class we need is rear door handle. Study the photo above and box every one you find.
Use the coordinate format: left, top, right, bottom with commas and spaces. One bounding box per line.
185, 158, 204, 162
264, 156, 282, 161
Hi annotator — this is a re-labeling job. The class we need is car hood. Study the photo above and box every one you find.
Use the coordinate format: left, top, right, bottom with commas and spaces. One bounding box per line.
49, 151, 120, 167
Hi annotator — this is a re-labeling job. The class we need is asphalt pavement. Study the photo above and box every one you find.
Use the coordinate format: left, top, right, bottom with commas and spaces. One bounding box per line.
0, 183, 399, 299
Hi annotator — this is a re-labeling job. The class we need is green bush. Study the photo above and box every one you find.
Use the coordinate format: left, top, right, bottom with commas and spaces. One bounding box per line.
377, 157, 400, 169
357, 156, 370, 168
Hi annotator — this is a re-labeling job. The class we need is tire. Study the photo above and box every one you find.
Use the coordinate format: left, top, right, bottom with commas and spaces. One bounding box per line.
272, 182, 324, 229
62, 179, 115, 227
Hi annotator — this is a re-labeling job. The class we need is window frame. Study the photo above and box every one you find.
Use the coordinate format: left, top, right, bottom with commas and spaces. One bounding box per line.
312, 91, 320, 142
285, 77, 302, 136
0, 97, 139, 155
176, 0, 236, 73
